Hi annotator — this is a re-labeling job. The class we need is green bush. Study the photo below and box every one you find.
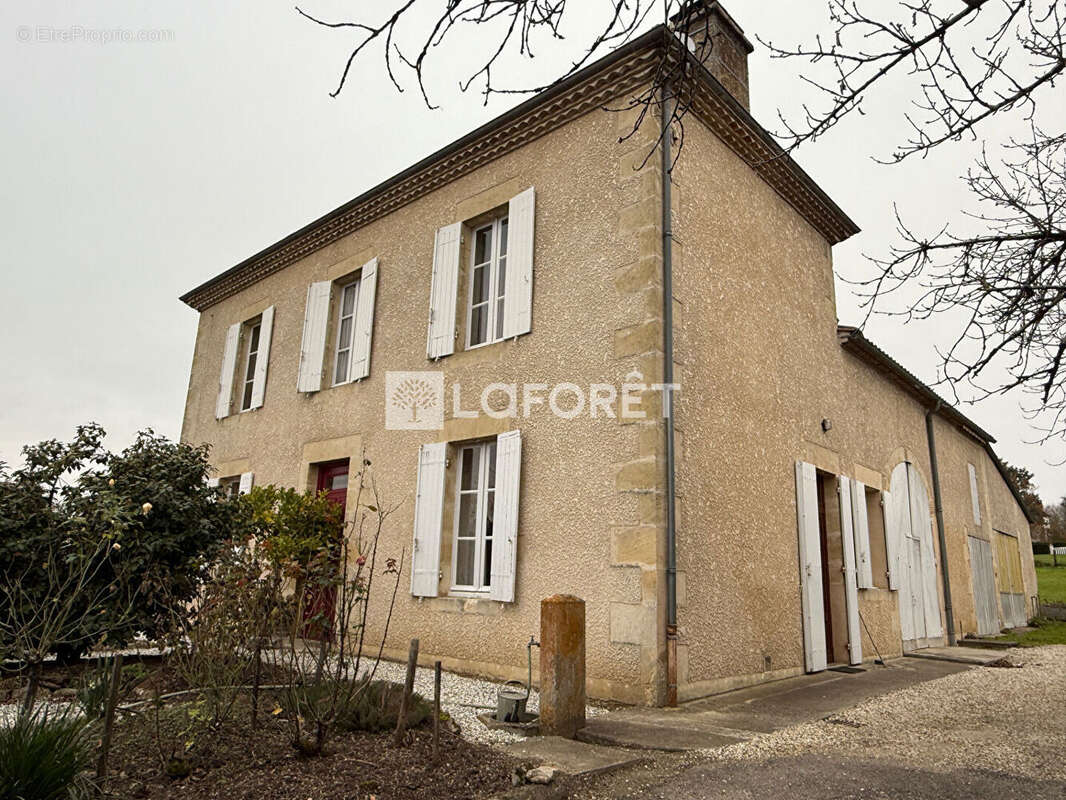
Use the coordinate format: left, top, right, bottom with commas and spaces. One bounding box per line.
280, 678, 432, 734
0, 710, 93, 800
0, 425, 242, 660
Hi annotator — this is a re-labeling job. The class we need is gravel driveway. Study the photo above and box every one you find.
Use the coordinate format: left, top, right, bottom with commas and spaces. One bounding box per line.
701, 646, 1066, 779
577, 646, 1066, 799
360, 659, 603, 746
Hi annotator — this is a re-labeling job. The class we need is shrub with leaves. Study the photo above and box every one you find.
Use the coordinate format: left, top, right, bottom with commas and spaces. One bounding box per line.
241, 485, 344, 574
0, 709, 93, 800
0, 425, 240, 661
77, 429, 241, 646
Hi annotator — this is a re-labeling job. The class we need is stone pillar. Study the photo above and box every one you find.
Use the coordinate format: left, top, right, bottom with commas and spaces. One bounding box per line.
539, 594, 586, 738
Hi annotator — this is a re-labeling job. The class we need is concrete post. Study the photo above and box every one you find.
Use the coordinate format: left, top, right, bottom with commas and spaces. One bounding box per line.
539, 594, 585, 738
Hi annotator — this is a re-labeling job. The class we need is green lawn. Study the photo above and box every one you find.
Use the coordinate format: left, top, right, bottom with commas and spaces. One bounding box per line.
1035, 561, 1066, 605
1001, 618, 1066, 647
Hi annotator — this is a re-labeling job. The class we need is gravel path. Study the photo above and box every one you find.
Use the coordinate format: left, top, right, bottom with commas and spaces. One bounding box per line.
699, 646, 1066, 781
359, 659, 605, 745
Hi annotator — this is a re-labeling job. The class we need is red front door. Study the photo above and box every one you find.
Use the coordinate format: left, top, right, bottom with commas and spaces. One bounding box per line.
302, 460, 349, 640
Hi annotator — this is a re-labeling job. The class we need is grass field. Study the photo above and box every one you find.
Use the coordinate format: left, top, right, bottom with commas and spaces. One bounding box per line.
1002, 618, 1066, 647
1034, 557, 1066, 605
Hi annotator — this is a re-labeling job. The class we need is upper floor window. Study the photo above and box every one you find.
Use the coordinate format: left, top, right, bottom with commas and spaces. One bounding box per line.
216, 307, 274, 420
239, 321, 262, 412
426, 186, 534, 359
332, 279, 362, 385
466, 217, 508, 349
295, 258, 379, 393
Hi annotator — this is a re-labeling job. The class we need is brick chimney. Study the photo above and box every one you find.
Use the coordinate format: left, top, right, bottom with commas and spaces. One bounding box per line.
671, 1, 754, 109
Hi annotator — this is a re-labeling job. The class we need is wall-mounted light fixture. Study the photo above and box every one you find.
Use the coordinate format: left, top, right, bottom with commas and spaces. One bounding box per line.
821, 418, 832, 432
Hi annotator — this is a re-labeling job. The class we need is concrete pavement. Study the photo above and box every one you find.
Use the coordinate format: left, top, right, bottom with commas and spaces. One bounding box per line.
578, 658, 968, 751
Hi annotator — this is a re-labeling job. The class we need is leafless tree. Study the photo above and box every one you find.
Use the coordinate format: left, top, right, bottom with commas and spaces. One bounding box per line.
762, 1, 1065, 442
0, 540, 132, 718
300, 1, 1066, 440
297, 1, 743, 166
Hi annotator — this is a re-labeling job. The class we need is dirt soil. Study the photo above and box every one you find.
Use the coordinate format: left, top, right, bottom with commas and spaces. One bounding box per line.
106, 701, 521, 800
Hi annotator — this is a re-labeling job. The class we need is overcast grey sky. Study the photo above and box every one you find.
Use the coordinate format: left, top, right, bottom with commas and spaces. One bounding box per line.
1, 2, 1062, 500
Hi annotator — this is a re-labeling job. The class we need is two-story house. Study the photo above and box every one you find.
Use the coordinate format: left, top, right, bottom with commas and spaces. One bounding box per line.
180, 2, 1038, 706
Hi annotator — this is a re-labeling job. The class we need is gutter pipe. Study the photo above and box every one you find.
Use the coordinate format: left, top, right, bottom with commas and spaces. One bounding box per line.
661, 75, 679, 707
925, 401, 957, 646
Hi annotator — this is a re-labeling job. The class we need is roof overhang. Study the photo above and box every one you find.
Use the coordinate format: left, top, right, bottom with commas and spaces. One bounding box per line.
837, 325, 1036, 524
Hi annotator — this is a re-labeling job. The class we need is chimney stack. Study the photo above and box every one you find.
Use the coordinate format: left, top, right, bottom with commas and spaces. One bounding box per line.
671, 1, 754, 109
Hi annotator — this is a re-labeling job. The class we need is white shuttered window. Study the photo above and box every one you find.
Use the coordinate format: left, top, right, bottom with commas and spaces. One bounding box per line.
411, 433, 522, 602
428, 186, 535, 358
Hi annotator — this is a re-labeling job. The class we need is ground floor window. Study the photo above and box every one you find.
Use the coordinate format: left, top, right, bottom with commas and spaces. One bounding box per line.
452, 440, 497, 592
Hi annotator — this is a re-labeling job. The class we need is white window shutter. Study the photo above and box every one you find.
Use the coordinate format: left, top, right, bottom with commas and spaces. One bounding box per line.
490, 430, 522, 603
838, 476, 863, 665
427, 223, 461, 359
795, 461, 827, 673
248, 305, 274, 410
297, 281, 332, 392
968, 463, 982, 525
881, 490, 899, 590
502, 187, 534, 339
215, 323, 241, 419
908, 467, 943, 639
238, 472, 254, 495
411, 442, 446, 597
206, 477, 220, 489
349, 258, 378, 381
851, 480, 874, 589
890, 480, 913, 593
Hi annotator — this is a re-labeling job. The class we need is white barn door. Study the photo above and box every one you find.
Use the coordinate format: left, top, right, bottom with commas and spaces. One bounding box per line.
889, 462, 943, 650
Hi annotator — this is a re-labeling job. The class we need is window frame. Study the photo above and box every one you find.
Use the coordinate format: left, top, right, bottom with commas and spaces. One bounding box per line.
239, 320, 262, 412
219, 476, 242, 499
331, 278, 362, 386
464, 216, 509, 350
449, 440, 497, 594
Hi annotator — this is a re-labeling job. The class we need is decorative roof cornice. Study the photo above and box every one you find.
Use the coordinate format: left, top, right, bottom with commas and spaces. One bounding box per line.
682, 51, 859, 245
181, 27, 859, 312
180, 31, 663, 312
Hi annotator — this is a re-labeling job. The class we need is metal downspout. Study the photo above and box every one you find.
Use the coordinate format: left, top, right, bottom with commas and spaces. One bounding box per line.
661, 80, 679, 707
925, 401, 957, 646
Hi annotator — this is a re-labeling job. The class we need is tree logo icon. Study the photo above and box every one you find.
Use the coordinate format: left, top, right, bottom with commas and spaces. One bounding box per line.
385, 371, 444, 430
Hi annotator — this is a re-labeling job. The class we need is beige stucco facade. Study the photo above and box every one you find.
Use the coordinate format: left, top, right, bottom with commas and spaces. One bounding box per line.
180, 12, 1036, 707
